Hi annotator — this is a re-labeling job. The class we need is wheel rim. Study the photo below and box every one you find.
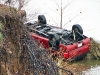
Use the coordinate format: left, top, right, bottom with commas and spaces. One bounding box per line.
50, 37, 56, 48
73, 27, 79, 33
72, 24, 83, 34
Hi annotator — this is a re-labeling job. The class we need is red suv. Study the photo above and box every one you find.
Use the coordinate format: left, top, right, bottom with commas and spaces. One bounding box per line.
25, 15, 90, 60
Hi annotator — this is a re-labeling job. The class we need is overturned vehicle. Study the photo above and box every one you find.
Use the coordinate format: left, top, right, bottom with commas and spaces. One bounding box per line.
25, 15, 90, 60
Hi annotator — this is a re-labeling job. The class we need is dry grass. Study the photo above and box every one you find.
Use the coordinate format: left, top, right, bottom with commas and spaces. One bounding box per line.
51, 55, 90, 75
86, 37, 100, 59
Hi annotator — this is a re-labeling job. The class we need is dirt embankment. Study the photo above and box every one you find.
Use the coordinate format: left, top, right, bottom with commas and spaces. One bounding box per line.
0, 4, 27, 75
0, 4, 26, 19
0, 4, 73, 75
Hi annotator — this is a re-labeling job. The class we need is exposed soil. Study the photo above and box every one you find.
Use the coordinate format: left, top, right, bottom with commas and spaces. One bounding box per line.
0, 4, 28, 75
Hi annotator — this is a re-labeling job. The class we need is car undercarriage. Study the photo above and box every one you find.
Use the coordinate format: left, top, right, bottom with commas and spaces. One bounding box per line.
25, 15, 90, 60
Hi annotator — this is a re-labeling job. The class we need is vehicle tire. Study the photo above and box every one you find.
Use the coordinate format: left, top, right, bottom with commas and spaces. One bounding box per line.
72, 24, 83, 34
38, 15, 47, 24
48, 33, 60, 51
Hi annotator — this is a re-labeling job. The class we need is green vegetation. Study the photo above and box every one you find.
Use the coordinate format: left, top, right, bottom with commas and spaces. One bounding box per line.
0, 21, 3, 41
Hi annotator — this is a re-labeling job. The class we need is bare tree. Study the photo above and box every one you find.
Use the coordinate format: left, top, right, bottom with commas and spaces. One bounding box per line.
17, 0, 29, 10
53, 0, 75, 28
4, 0, 11, 5
43, 0, 85, 28
2, 0, 31, 10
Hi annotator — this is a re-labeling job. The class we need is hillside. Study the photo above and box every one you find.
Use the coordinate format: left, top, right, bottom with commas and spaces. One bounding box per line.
0, 4, 73, 75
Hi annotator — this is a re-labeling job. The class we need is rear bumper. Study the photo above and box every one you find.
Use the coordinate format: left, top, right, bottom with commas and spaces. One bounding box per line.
63, 51, 89, 60
63, 44, 90, 59
74, 51, 88, 60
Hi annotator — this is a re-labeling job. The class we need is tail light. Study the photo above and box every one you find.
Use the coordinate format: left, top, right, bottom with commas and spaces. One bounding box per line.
63, 53, 69, 59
